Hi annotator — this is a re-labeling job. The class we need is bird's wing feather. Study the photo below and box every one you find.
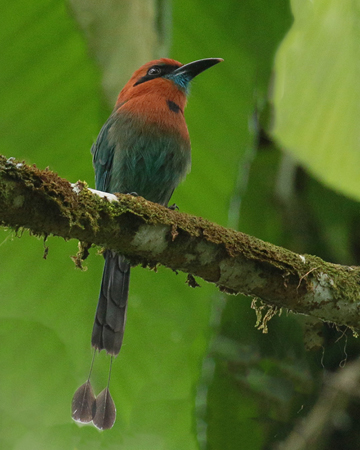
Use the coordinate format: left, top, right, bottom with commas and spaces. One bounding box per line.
91, 115, 117, 192
90, 114, 130, 356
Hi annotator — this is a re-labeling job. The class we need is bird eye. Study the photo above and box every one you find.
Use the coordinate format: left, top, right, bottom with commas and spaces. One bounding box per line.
147, 66, 162, 76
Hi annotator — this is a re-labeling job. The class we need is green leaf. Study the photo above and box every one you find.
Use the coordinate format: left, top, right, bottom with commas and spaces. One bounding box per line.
272, 0, 360, 201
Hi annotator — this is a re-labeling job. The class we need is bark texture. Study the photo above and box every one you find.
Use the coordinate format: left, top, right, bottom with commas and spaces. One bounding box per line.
1, 154, 360, 332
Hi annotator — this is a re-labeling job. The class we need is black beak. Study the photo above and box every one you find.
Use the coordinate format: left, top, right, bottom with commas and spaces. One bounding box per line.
172, 58, 223, 80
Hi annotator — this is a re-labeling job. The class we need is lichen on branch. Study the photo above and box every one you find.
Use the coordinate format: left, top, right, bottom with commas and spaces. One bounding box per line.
1, 154, 360, 333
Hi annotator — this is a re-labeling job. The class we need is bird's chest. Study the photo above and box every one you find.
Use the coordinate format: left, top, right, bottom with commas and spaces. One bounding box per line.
108, 116, 191, 205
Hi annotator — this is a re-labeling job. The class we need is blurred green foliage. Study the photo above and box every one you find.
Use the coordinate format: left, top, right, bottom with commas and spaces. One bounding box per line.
1, 1, 360, 449
273, 0, 360, 202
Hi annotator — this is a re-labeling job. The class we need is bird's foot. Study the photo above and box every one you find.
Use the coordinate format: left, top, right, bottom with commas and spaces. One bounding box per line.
168, 203, 179, 211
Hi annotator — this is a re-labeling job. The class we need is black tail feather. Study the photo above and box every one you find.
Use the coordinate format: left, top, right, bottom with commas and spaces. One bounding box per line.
91, 250, 130, 355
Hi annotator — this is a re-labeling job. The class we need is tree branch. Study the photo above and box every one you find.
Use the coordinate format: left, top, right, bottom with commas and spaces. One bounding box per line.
1, 154, 360, 332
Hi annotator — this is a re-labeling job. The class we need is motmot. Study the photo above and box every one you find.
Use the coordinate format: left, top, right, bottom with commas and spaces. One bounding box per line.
72, 57, 222, 429
91, 57, 223, 356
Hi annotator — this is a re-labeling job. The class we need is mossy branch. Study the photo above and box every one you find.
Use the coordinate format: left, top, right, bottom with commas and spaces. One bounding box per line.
1, 154, 360, 333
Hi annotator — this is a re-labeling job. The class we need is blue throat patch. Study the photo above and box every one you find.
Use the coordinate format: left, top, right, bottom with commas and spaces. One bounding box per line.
165, 73, 191, 94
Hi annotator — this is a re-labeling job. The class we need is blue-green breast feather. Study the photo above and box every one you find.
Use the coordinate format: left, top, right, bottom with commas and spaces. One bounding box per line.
91, 111, 191, 206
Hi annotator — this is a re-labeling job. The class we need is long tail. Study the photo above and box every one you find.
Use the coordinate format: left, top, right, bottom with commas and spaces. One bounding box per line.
91, 250, 130, 356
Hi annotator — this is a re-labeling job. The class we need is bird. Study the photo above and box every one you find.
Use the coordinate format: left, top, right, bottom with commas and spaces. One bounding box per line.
72, 57, 222, 430
90, 57, 223, 357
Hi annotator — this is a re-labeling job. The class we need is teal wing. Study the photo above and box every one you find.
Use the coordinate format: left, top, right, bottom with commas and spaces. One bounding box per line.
91, 115, 116, 192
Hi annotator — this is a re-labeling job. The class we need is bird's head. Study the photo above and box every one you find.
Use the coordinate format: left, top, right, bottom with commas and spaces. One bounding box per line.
117, 58, 223, 107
